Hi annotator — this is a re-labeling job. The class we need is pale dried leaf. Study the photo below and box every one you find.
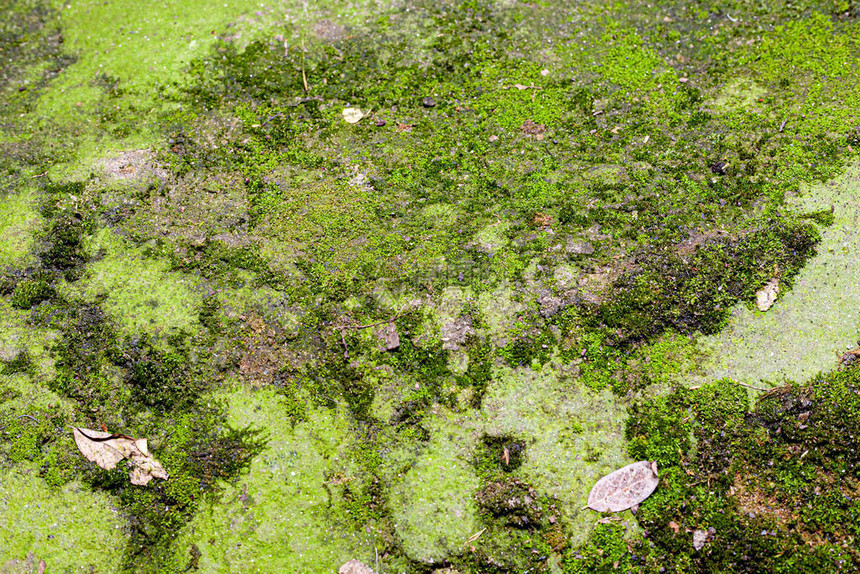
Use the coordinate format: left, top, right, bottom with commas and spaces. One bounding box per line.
693, 528, 708, 551
342, 108, 365, 124
72, 427, 168, 486
72, 428, 125, 470
756, 278, 779, 311
338, 559, 375, 574
587, 461, 659, 512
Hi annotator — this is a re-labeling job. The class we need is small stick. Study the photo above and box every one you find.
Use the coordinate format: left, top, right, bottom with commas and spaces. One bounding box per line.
335, 307, 410, 360
340, 331, 349, 360
0, 414, 40, 432
733, 381, 769, 392
335, 309, 409, 332
778, 118, 787, 133
465, 528, 487, 545
301, 52, 309, 93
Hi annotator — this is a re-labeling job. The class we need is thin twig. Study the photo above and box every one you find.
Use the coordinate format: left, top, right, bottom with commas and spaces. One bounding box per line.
335, 309, 409, 332
260, 113, 285, 127
465, 528, 487, 545
301, 36, 309, 94
340, 330, 349, 360
0, 414, 40, 431
778, 118, 787, 133
334, 308, 409, 360
733, 380, 770, 392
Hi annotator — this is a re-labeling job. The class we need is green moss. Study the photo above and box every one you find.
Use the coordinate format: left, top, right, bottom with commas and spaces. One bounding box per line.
604, 369, 860, 571
170, 385, 377, 573
0, 0, 859, 569
700, 164, 860, 387
0, 188, 41, 267
10, 272, 54, 309
64, 228, 202, 337
0, 464, 128, 572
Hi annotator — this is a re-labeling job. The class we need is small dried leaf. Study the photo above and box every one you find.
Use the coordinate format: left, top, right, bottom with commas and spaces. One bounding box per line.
669, 520, 680, 534
693, 528, 708, 551
72, 428, 126, 470
587, 461, 659, 512
756, 278, 779, 311
73, 427, 168, 486
339, 559, 375, 574
342, 108, 366, 124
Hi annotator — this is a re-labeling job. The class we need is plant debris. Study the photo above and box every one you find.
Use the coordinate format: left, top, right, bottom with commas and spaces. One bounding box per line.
587, 461, 659, 512
342, 107, 366, 124
72, 427, 169, 486
755, 278, 779, 311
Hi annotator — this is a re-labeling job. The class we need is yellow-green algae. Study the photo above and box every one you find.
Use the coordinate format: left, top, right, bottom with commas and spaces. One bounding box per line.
62, 228, 202, 337
389, 411, 481, 564
170, 385, 378, 572
481, 363, 631, 547
0, 463, 128, 572
699, 163, 860, 387
0, 188, 41, 268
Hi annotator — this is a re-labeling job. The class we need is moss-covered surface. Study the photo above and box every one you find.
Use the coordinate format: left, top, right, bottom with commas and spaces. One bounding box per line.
2, 0, 860, 571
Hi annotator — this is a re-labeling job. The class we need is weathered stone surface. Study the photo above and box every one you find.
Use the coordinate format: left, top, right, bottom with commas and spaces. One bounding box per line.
377, 322, 400, 351
441, 316, 475, 350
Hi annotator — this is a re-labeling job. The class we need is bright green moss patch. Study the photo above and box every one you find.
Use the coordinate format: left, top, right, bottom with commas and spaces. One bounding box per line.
0, 464, 129, 572
171, 385, 376, 573
65, 228, 202, 336
0, 188, 41, 267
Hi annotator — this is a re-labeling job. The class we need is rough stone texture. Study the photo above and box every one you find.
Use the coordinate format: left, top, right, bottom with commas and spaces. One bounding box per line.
376, 322, 400, 351
441, 316, 475, 350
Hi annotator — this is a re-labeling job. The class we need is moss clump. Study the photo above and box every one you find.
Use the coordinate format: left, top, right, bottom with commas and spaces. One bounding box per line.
475, 434, 527, 474
122, 333, 203, 409
10, 273, 54, 309
570, 370, 860, 572
593, 218, 820, 344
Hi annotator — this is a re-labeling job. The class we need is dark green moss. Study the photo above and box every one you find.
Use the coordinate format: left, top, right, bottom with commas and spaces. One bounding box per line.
593, 218, 819, 344
590, 370, 860, 572
10, 272, 54, 308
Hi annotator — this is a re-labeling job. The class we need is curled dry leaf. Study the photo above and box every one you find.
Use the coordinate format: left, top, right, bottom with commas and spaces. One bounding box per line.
587, 461, 659, 512
342, 107, 366, 124
72, 427, 168, 486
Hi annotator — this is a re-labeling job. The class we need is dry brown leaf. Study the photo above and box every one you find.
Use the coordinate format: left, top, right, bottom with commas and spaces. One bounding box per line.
587, 461, 659, 512
72, 427, 168, 486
